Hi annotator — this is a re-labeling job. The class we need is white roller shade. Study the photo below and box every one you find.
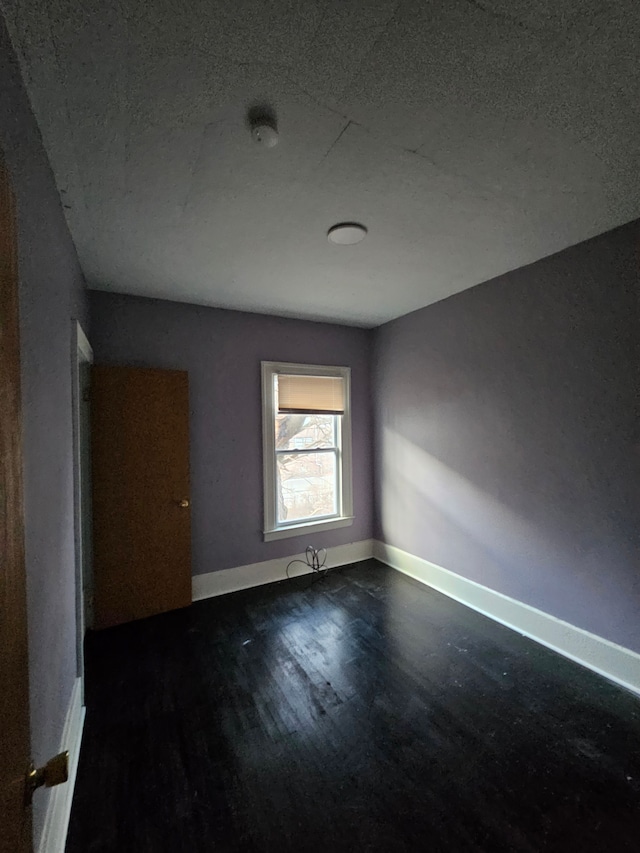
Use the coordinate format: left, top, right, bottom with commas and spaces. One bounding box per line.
277, 374, 345, 414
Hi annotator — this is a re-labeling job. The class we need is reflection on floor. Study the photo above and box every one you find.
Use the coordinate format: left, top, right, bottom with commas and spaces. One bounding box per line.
66, 560, 640, 852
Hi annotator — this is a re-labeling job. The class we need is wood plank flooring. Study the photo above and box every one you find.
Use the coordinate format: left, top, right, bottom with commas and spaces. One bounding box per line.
66, 560, 640, 852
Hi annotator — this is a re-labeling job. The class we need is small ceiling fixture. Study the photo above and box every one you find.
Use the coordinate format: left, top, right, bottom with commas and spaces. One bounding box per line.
248, 104, 279, 148
327, 222, 368, 245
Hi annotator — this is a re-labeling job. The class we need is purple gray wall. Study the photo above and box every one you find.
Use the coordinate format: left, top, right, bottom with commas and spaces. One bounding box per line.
89, 292, 374, 573
1, 12, 88, 844
374, 221, 640, 653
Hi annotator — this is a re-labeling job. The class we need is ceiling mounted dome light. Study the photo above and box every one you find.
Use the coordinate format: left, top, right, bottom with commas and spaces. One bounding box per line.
327, 222, 368, 245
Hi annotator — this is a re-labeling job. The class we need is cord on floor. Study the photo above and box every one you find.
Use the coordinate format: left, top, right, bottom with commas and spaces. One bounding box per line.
286, 546, 328, 582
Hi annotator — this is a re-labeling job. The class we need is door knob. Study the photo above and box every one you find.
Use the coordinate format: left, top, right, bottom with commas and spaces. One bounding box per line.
176, 499, 190, 508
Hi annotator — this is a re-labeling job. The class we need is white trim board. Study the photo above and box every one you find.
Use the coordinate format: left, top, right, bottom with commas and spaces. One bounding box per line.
373, 541, 640, 697
75, 320, 93, 362
37, 677, 85, 853
71, 319, 94, 703
193, 539, 374, 601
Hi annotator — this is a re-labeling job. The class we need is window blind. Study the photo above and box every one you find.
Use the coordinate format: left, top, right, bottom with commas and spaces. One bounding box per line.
277, 374, 345, 414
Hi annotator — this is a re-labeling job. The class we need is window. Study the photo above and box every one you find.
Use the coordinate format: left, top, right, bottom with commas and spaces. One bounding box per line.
262, 362, 353, 542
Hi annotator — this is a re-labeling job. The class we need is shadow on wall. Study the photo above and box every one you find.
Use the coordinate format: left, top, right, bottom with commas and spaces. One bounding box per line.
378, 427, 640, 650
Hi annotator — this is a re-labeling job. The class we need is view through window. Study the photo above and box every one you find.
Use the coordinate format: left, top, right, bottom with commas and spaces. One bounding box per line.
275, 412, 339, 523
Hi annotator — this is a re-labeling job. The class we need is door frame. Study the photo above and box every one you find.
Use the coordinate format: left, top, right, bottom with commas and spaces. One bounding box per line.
71, 320, 93, 701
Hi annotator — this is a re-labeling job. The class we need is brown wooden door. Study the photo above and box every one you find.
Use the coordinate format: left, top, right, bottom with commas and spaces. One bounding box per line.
91, 366, 192, 629
0, 163, 32, 851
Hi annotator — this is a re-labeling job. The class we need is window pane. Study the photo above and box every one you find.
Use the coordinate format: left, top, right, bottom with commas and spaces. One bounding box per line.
275, 413, 336, 451
276, 451, 337, 523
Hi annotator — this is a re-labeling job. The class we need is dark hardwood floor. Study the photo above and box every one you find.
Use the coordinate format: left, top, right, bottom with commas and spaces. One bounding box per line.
66, 560, 640, 852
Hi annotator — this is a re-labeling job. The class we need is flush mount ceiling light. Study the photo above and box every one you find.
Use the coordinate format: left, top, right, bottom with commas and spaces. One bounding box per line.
327, 222, 368, 245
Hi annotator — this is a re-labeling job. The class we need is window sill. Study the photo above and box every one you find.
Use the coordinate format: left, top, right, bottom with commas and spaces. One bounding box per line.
263, 516, 354, 542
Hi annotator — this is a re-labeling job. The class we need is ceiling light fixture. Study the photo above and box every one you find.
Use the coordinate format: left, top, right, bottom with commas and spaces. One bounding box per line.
327, 223, 368, 245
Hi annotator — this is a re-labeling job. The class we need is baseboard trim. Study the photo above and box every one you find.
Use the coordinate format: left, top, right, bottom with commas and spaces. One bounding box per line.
193, 539, 375, 601
37, 677, 85, 853
373, 540, 640, 697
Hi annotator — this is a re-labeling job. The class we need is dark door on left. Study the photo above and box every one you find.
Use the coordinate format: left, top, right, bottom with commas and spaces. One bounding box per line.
90, 365, 192, 630
0, 160, 32, 852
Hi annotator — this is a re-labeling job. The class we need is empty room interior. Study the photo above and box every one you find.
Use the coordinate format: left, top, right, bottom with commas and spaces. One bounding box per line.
1, 1, 639, 851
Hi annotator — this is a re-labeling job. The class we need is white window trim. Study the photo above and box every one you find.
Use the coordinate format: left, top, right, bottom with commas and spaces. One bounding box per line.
262, 361, 353, 543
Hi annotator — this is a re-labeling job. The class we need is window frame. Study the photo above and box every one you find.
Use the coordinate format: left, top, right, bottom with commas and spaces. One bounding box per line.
261, 361, 353, 542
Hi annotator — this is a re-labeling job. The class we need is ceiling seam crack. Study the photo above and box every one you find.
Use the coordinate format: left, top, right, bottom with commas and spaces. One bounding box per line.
318, 120, 353, 165
460, 0, 543, 35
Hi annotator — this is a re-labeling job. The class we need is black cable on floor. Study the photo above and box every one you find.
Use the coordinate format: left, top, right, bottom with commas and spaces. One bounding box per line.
286, 545, 328, 582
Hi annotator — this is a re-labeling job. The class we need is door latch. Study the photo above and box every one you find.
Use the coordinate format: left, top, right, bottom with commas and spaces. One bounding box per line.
25, 751, 69, 805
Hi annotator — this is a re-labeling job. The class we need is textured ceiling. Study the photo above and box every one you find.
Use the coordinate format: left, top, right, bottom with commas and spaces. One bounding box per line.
3, 0, 640, 326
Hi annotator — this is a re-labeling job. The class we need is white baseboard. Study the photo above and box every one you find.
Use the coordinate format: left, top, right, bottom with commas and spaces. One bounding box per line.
193, 539, 374, 601
373, 540, 640, 697
37, 677, 85, 853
